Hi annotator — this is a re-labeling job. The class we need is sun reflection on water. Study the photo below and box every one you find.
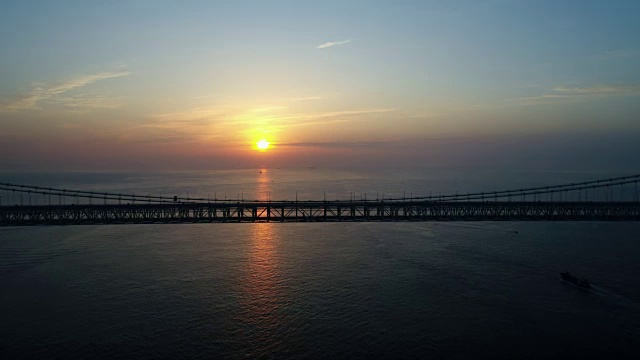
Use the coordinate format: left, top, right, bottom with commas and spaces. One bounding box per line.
239, 223, 289, 353
256, 168, 272, 202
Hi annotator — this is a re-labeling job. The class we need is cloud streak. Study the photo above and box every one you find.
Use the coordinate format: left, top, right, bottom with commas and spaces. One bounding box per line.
269, 108, 393, 122
0, 71, 130, 111
317, 39, 352, 49
134, 106, 395, 147
285, 96, 324, 102
278, 140, 388, 148
514, 84, 640, 105
278, 137, 470, 149
552, 85, 640, 95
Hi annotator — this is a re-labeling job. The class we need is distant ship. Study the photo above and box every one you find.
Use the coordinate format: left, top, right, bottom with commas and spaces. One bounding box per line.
560, 272, 591, 289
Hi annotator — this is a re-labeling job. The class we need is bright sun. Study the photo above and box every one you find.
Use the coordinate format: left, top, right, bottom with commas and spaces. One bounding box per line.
256, 139, 270, 150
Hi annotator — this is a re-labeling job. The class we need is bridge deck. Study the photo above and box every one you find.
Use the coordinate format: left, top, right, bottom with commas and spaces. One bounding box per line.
2, 201, 639, 225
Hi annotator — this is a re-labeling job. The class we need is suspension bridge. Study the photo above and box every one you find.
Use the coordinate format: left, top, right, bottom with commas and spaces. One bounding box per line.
1, 175, 639, 225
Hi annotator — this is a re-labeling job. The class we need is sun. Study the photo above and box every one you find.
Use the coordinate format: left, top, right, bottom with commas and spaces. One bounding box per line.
256, 139, 270, 150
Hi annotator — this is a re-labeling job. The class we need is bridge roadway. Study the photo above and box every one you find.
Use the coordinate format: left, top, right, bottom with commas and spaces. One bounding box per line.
1, 200, 639, 225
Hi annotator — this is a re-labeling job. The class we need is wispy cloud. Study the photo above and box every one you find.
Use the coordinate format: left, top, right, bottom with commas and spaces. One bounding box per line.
250, 106, 287, 113
285, 96, 325, 102
513, 84, 640, 105
135, 106, 394, 146
552, 85, 640, 95
50, 95, 125, 114
278, 137, 468, 149
252, 108, 394, 131
513, 94, 572, 106
272, 108, 393, 122
146, 105, 237, 124
0, 71, 130, 111
317, 39, 352, 49
279, 140, 388, 148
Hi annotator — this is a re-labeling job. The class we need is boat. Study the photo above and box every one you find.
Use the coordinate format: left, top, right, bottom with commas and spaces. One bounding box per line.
560, 271, 591, 289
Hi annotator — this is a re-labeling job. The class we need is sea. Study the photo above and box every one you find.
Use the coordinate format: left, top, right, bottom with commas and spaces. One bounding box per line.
1, 168, 639, 359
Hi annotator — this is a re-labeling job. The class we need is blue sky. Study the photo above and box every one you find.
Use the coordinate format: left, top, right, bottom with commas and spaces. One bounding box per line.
1, 0, 639, 170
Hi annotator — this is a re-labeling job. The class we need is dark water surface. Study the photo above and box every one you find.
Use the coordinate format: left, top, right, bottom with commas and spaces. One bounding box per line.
1, 223, 639, 359
1, 170, 639, 358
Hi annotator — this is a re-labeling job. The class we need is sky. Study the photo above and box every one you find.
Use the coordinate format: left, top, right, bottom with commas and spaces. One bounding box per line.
1, 0, 639, 171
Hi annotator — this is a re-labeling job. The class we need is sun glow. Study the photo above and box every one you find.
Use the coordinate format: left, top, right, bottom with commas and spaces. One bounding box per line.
256, 139, 270, 150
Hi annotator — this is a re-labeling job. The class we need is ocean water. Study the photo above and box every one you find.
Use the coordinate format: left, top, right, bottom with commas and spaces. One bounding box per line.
1, 169, 639, 358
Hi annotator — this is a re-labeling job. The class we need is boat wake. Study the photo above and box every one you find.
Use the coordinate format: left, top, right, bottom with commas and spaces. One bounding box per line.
589, 285, 640, 312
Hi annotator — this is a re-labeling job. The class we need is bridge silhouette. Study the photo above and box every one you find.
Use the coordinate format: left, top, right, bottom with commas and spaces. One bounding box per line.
1, 175, 639, 225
